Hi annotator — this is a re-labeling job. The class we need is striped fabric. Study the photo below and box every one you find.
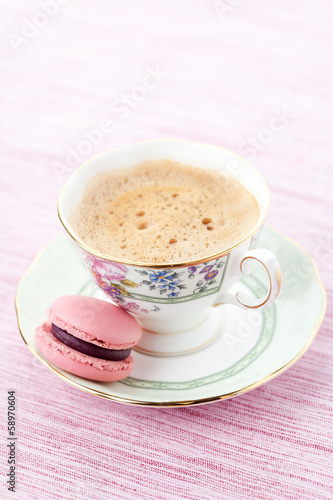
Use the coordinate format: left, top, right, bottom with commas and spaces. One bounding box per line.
1, 1, 332, 498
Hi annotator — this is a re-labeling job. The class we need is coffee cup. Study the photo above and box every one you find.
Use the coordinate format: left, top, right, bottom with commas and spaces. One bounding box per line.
58, 140, 281, 356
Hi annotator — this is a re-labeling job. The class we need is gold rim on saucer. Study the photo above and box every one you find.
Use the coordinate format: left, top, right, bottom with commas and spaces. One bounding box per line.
15, 228, 327, 407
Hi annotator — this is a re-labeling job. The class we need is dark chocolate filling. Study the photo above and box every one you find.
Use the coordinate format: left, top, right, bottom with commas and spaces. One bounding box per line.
51, 323, 131, 361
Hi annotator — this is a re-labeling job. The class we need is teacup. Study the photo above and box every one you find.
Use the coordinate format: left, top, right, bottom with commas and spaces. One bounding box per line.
58, 140, 281, 356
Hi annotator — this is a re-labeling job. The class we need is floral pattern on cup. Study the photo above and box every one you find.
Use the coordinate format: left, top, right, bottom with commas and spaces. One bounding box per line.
77, 252, 158, 313
77, 246, 229, 312
135, 269, 187, 299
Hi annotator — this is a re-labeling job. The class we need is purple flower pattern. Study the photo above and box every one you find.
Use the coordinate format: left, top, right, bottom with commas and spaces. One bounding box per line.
200, 265, 213, 274
204, 270, 218, 281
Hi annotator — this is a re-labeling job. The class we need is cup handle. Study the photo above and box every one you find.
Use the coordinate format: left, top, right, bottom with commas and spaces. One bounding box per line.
214, 248, 282, 310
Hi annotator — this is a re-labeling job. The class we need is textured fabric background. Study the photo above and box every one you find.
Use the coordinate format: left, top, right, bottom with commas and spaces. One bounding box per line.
1, 1, 332, 499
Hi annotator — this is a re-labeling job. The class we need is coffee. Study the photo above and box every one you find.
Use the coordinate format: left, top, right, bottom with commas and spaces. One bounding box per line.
70, 160, 259, 263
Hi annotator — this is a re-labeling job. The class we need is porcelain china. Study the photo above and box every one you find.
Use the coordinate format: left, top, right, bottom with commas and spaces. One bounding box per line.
57, 140, 281, 355
15, 226, 326, 407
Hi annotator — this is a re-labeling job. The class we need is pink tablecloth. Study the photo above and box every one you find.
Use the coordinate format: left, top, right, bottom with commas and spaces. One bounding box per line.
1, 1, 332, 498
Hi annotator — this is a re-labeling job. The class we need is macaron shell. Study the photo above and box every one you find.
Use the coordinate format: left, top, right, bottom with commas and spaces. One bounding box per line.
47, 295, 141, 349
35, 321, 134, 382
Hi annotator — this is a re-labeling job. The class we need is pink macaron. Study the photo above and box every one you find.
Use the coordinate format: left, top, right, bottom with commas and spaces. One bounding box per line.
35, 295, 142, 382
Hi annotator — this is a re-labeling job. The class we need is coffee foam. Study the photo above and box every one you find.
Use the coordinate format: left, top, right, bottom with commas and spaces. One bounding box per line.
69, 160, 259, 263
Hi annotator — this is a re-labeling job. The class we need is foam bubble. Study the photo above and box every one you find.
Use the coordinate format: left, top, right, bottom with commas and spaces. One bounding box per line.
69, 159, 259, 263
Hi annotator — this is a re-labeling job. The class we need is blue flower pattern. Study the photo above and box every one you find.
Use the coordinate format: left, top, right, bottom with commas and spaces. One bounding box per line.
134, 258, 226, 299
140, 271, 186, 298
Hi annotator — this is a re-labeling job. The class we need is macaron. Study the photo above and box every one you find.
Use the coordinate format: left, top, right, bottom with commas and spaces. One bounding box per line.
35, 295, 142, 382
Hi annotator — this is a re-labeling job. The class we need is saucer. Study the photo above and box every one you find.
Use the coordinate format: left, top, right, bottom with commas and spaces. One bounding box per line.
15, 226, 326, 407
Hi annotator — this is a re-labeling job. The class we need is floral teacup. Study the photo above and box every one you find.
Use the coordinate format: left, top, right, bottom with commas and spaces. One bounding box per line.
58, 140, 281, 356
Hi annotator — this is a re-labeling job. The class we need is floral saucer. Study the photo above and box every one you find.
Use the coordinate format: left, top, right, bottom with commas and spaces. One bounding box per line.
15, 226, 326, 407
